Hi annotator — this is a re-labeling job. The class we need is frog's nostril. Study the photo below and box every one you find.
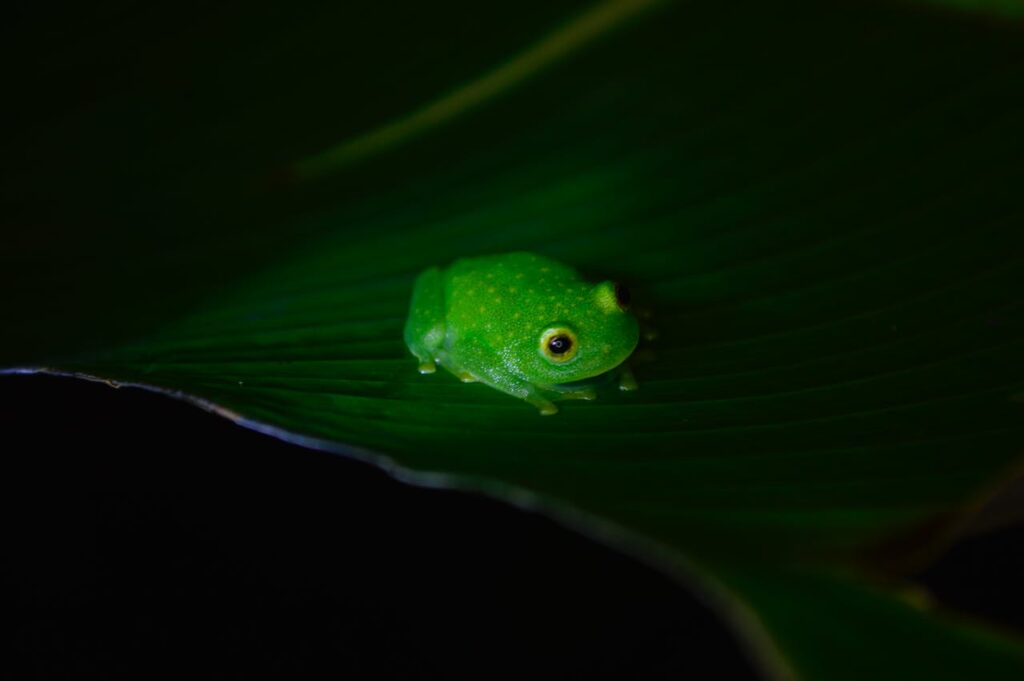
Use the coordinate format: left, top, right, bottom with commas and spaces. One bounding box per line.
614, 283, 631, 311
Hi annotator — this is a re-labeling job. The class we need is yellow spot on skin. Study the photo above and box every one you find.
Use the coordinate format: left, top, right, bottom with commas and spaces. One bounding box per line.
508, 287, 518, 294
513, 312, 521, 319
540, 267, 550, 272
495, 297, 503, 304
479, 306, 487, 313
517, 273, 525, 279
488, 287, 496, 293
602, 344, 612, 354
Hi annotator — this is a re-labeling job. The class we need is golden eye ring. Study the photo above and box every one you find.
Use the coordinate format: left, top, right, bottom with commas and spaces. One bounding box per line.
540, 327, 578, 363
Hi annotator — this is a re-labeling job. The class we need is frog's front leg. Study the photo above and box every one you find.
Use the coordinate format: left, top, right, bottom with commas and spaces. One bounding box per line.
526, 394, 559, 416
403, 267, 446, 374
446, 339, 559, 415
478, 366, 559, 415
550, 385, 597, 401
461, 367, 559, 414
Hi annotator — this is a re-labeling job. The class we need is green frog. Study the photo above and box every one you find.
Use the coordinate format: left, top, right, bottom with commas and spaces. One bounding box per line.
404, 252, 639, 414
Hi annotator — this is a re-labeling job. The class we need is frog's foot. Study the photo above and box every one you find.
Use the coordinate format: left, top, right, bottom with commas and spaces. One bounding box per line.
526, 395, 559, 416
456, 371, 478, 383
417, 360, 437, 374
619, 364, 638, 392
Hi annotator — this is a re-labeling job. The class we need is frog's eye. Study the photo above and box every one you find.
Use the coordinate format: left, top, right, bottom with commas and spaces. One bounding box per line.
540, 327, 578, 363
614, 283, 631, 311
548, 335, 572, 355
594, 281, 629, 314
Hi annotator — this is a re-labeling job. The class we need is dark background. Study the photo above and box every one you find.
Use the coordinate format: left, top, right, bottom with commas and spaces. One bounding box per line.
2, 375, 1022, 678
2, 375, 755, 679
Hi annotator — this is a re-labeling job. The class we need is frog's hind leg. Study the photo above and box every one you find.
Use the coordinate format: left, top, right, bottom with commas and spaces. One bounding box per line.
403, 267, 447, 374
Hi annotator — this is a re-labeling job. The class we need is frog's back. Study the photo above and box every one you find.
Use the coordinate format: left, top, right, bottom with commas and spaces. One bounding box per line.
445, 252, 577, 283
445, 252, 579, 319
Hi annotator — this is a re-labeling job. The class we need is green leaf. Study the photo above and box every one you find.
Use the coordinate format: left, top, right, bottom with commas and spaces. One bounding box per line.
717, 565, 1024, 680
4, 1, 1024, 678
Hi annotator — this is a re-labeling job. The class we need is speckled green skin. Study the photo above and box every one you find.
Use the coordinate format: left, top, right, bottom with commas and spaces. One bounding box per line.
404, 252, 639, 414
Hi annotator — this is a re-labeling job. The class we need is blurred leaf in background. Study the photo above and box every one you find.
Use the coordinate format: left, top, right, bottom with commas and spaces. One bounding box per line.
3, 0, 1024, 678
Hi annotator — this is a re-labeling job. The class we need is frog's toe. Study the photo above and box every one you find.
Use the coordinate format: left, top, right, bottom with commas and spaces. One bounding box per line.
457, 372, 478, 383
417, 361, 437, 374
527, 396, 559, 415
618, 365, 639, 391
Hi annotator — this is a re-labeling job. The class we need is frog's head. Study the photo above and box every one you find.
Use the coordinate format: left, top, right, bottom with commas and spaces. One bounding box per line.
526, 281, 639, 385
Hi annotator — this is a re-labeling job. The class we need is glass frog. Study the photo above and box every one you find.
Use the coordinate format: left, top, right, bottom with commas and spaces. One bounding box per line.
404, 252, 639, 415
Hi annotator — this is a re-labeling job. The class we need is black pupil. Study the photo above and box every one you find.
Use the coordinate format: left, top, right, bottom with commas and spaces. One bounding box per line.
548, 335, 572, 355
614, 283, 631, 308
